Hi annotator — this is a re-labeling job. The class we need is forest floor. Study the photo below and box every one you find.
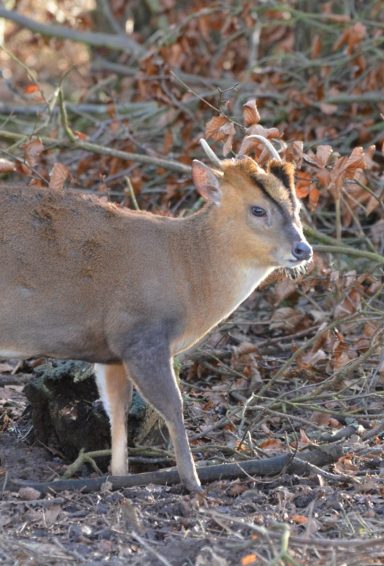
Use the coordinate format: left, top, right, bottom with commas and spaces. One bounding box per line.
1, 288, 384, 565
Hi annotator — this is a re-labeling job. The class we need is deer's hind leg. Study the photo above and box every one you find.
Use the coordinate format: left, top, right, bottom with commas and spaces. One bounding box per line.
95, 362, 133, 476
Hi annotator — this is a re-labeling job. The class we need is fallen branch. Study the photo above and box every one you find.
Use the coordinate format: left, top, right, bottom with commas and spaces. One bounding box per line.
62, 448, 103, 479
325, 92, 384, 105
318, 424, 361, 443
63, 443, 248, 479
0, 101, 158, 116
0, 129, 190, 174
0, 374, 30, 386
0, 8, 143, 57
76, 139, 190, 173
4, 444, 342, 494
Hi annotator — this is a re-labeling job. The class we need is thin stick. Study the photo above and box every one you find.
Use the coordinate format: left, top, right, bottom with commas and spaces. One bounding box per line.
58, 90, 77, 143
0, 130, 191, 174
130, 532, 173, 566
313, 244, 384, 265
0, 8, 143, 56
125, 177, 140, 211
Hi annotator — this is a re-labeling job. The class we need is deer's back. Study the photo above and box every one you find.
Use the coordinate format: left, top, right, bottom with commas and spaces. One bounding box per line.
0, 185, 179, 361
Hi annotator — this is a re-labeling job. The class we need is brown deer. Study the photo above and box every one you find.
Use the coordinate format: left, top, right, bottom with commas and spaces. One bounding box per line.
0, 136, 312, 492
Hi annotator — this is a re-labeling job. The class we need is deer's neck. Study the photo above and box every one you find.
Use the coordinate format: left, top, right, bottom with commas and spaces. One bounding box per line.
170, 207, 274, 354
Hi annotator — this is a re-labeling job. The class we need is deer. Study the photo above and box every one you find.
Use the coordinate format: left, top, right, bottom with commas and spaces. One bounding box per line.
0, 135, 312, 493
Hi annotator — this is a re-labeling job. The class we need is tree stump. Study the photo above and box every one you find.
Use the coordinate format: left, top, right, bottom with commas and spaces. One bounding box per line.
23, 360, 168, 473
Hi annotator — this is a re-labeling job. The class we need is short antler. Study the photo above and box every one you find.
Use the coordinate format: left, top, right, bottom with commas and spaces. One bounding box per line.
239, 135, 282, 162
199, 138, 222, 168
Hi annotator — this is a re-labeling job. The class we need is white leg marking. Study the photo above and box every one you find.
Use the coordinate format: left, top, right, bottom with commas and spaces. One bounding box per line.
94, 363, 112, 419
94, 363, 131, 476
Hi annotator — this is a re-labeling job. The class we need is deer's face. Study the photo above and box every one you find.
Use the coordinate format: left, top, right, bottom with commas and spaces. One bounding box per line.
192, 156, 312, 270
220, 159, 312, 270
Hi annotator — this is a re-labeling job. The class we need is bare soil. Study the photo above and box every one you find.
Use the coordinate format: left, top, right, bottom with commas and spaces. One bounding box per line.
1, 342, 384, 565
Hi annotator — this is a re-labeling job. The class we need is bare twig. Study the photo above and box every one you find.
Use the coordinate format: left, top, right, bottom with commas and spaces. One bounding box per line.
314, 244, 384, 265
58, 90, 76, 143
0, 8, 143, 56
0, 101, 159, 116
125, 176, 140, 211
130, 532, 173, 566
305, 225, 384, 264
0, 129, 191, 174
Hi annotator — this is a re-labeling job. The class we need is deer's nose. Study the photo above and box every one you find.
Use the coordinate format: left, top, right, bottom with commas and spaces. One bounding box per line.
292, 241, 312, 261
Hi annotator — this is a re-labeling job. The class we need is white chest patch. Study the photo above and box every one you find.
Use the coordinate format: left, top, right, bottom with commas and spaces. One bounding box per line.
172, 265, 273, 355
228, 266, 272, 312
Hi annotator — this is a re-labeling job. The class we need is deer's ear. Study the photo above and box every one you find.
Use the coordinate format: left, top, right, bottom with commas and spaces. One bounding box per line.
268, 160, 295, 191
192, 160, 222, 205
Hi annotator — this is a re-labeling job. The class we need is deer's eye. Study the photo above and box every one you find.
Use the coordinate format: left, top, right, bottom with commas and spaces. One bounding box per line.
250, 206, 267, 217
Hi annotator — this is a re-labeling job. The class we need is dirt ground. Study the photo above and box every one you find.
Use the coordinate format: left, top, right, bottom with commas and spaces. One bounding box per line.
1, 318, 384, 566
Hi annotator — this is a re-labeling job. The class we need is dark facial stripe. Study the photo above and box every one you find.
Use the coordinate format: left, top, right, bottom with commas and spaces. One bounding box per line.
268, 163, 297, 212
250, 175, 290, 220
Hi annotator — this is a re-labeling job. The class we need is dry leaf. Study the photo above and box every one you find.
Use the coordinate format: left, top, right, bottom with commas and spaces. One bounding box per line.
241, 554, 258, 566
291, 514, 309, 525
205, 115, 231, 141
329, 147, 367, 198
311, 35, 322, 59
295, 171, 312, 198
243, 99, 260, 127
319, 103, 338, 115
24, 138, 44, 167
334, 454, 358, 474
308, 185, 320, 210
297, 349, 328, 369
312, 412, 341, 428
49, 162, 69, 191
245, 124, 281, 142
205, 115, 235, 156
286, 140, 304, 168
18, 487, 41, 500
228, 482, 249, 496
0, 158, 16, 172
333, 21, 366, 54
273, 279, 298, 304
24, 83, 40, 94
259, 438, 283, 449
299, 429, 312, 445
74, 130, 87, 140
222, 122, 236, 157
314, 145, 334, 168
270, 307, 305, 331
44, 505, 61, 527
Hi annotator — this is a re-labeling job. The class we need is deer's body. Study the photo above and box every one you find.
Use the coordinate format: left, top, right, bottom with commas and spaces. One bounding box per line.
0, 184, 271, 360
0, 146, 312, 492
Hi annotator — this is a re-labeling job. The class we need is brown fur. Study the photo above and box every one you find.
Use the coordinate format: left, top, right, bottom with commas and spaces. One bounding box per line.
0, 160, 311, 492
222, 158, 297, 215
